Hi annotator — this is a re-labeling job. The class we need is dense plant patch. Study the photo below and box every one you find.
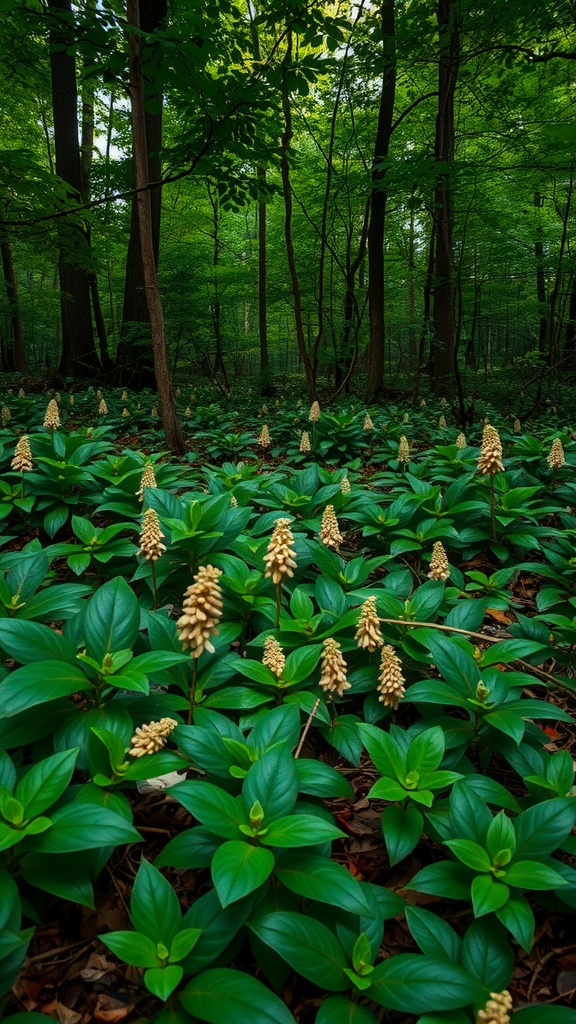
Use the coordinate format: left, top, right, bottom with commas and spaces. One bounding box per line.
0, 387, 574, 1024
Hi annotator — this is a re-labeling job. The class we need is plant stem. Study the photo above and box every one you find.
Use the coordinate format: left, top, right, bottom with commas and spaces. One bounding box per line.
275, 583, 282, 628
188, 658, 198, 724
294, 697, 321, 758
150, 559, 158, 609
489, 473, 496, 541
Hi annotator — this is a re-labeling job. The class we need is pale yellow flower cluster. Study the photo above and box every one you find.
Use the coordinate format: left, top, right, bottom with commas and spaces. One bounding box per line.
309, 401, 320, 422
262, 636, 285, 678
377, 645, 406, 709
300, 431, 311, 453
427, 541, 450, 580
137, 508, 166, 561
547, 438, 565, 469
263, 518, 297, 585
128, 717, 178, 758
456, 432, 467, 448
319, 638, 350, 698
259, 424, 271, 447
476, 990, 513, 1024
98, 399, 108, 415
11, 435, 33, 472
398, 436, 410, 463
319, 505, 343, 548
136, 463, 157, 500
177, 565, 223, 658
478, 424, 504, 475
340, 476, 351, 495
44, 398, 60, 429
354, 596, 383, 652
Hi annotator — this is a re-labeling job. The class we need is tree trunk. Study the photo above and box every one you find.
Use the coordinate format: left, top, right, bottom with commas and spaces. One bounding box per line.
544, 175, 573, 373
48, 0, 99, 378
127, 0, 185, 454
257, 165, 269, 374
207, 180, 229, 389
534, 191, 547, 354
280, 30, 317, 402
564, 272, 576, 364
80, 73, 115, 373
0, 227, 26, 372
117, 0, 167, 388
366, 0, 396, 401
430, 0, 459, 395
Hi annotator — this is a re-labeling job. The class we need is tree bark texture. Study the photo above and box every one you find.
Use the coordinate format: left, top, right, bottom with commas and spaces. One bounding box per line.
366, 0, 396, 401
257, 165, 269, 374
431, 0, 459, 394
0, 229, 26, 372
127, 0, 184, 454
280, 31, 317, 402
48, 0, 99, 378
117, 0, 167, 388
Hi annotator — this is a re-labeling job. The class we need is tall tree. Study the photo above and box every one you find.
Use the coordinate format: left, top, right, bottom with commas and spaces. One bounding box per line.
430, 0, 459, 394
116, 0, 167, 388
365, 0, 396, 401
127, 0, 184, 453
48, 0, 100, 377
0, 224, 26, 372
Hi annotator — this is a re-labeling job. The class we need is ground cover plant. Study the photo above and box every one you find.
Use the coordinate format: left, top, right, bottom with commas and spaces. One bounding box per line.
0, 387, 574, 1024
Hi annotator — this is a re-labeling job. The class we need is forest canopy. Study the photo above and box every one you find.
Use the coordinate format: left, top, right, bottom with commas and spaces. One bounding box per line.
1, 0, 575, 410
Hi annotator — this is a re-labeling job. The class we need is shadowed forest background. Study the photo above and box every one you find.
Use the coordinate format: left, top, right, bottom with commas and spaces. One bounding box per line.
1, 0, 576, 426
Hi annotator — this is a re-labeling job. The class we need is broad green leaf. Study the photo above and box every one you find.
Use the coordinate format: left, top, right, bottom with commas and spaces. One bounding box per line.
367, 954, 488, 1012
495, 896, 534, 951
316, 995, 378, 1024
512, 1006, 576, 1022
211, 841, 274, 907
24, 803, 141, 853
155, 828, 222, 869
144, 965, 184, 1000
295, 759, 354, 798
0, 661, 90, 717
181, 967, 298, 1024
503, 861, 567, 890
514, 800, 576, 858
407, 861, 473, 901
357, 723, 403, 779
274, 853, 372, 916
444, 840, 492, 873
404, 906, 462, 963
406, 727, 445, 775
15, 748, 79, 819
471, 875, 509, 917
83, 577, 140, 662
248, 911, 349, 991
131, 858, 182, 944
171, 781, 247, 839
461, 919, 513, 991
100, 931, 159, 968
0, 621, 76, 664
242, 744, 298, 823
381, 804, 423, 865
260, 814, 345, 847
169, 928, 202, 963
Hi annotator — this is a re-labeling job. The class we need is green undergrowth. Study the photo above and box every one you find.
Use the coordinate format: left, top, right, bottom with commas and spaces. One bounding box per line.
0, 389, 574, 1024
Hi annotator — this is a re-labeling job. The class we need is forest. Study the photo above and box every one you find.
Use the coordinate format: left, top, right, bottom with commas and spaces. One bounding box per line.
1, 0, 576, 420
0, 3, 576, 1024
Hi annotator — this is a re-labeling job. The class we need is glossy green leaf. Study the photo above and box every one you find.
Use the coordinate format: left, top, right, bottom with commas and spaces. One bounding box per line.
248, 911, 349, 991
181, 967, 298, 1024
274, 853, 372, 916
211, 841, 274, 907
